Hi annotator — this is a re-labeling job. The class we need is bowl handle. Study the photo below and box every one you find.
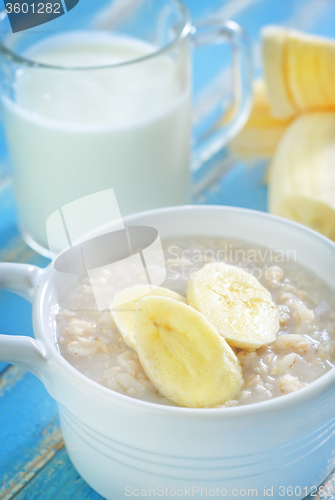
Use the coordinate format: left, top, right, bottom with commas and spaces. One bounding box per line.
0, 263, 47, 375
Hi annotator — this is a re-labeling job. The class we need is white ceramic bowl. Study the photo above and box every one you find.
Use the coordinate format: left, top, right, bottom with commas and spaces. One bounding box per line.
1, 205, 335, 499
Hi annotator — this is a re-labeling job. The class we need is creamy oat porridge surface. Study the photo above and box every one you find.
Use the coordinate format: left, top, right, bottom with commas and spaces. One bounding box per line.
56, 237, 335, 407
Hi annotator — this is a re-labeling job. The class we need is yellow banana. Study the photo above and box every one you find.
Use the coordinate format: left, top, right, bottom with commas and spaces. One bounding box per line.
262, 26, 335, 118
229, 79, 292, 158
134, 296, 243, 408
268, 112, 335, 241
111, 285, 186, 350
187, 262, 280, 350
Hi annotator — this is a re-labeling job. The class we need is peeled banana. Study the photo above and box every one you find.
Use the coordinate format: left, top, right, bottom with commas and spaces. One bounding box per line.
187, 262, 280, 350
229, 79, 292, 158
111, 285, 186, 350
134, 296, 243, 408
268, 112, 335, 241
262, 26, 335, 118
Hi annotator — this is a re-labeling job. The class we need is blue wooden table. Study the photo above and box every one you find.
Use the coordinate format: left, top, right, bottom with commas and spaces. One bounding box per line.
1, 1, 335, 499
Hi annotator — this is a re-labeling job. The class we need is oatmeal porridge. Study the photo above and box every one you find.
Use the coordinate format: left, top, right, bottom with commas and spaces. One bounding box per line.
56, 237, 335, 407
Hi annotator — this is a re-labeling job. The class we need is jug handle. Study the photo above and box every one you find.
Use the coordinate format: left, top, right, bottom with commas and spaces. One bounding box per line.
191, 20, 253, 195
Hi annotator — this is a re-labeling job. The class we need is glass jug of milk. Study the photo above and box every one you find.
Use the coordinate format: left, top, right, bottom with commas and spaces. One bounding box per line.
0, 0, 252, 256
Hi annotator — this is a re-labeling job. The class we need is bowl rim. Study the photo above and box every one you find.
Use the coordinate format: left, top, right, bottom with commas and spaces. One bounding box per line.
34, 204, 335, 416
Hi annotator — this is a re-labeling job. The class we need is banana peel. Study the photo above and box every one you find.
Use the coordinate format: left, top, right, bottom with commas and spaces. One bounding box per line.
228, 79, 293, 159
262, 26, 335, 118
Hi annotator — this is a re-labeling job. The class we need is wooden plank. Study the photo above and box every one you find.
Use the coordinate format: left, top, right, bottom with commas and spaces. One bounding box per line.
12, 448, 103, 500
0, 366, 63, 500
0, 291, 35, 374
0, 234, 50, 268
199, 160, 268, 211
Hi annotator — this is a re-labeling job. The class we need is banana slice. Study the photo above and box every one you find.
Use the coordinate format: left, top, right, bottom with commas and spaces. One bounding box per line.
134, 296, 243, 408
111, 285, 186, 350
262, 26, 335, 118
268, 112, 335, 240
229, 79, 293, 159
187, 262, 280, 350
